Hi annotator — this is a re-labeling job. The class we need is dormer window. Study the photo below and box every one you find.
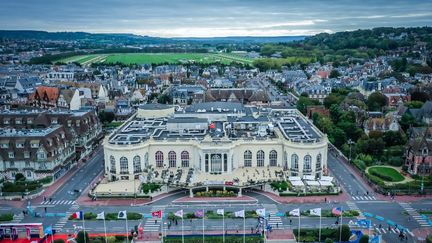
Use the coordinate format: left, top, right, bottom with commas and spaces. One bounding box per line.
423, 148, 429, 156
51, 118, 58, 124
16, 142, 24, 148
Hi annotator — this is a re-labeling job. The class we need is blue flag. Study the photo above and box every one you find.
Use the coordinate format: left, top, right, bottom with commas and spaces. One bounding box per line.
44, 226, 53, 235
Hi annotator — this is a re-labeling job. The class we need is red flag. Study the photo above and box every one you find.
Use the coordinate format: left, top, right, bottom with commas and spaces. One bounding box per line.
152, 210, 162, 218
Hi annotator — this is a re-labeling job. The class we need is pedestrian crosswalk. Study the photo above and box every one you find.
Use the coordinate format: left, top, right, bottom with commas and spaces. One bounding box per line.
54, 204, 80, 232
40, 200, 76, 205
143, 206, 164, 232
399, 202, 430, 227
346, 201, 364, 218
11, 213, 24, 223
264, 204, 283, 229
373, 226, 414, 237
351, 195, 376, 201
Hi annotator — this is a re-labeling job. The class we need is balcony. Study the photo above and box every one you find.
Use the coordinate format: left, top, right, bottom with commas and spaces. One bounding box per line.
290, 168, 299, 172
134, 169, 142, 174
303, 169, 312, 173
109, 170, 117, 174
119, 171, 129, 175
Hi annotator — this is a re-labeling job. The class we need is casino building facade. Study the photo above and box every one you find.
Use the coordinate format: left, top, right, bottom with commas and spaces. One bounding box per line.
103, 102, 329, 188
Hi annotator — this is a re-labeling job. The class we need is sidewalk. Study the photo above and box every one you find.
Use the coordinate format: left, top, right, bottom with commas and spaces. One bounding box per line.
173, 195, 257, 203
254, 190, 349, 204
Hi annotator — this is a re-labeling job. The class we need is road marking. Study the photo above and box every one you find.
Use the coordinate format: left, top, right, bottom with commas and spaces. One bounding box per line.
381, 228, 386, 233
391, 228, 396, 233
375, 228, 381, 234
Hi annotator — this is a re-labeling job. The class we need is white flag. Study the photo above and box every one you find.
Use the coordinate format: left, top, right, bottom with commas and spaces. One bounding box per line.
174, 210, 183, 218
310, 208, 321, 217
217, 209, 224, 215
96, 212, 105, 220
118, 210, 127, 219
256, 208, 266, 217
289, 208, 300, 217
235, 210, 245, 218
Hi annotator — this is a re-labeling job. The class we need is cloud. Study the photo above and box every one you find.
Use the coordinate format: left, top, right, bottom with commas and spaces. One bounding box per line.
0, 0, 431, 37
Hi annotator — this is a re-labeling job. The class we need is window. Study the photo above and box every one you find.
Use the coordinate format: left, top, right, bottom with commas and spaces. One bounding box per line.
1, 143, 8, 148
27, 118, 33, 124
51, 118, 58, 124
76, 120, 80, 127
24, 151, 30, 159
4, 119, 9, 124
168, 151, 176, 168
155, 151, 164, 168
8, 152, 14, 159
31, 142, 39, 148
144, 152, 149, 168
16, 119, 22, 124
304, 155, 312, 170
110, 156, 116, 173
10, 161, 15, 167
181, 151, 189, 167
26, 171, 32, 177
25, 161, 30, 167
423, 148, 429, 156
119, 157, 128, 174
133, 155, 141, 173
67, 120, 72, 127
16, 142, 24, 148
257, 150, 265, 167
291, 154, 298, 169
37, 151, 45, 160
316, 154, 322, 170
269, 150, 277, 166
244, 150, 252, 167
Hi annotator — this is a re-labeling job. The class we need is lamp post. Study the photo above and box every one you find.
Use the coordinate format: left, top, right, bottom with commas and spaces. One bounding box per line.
348, 139, 354, 163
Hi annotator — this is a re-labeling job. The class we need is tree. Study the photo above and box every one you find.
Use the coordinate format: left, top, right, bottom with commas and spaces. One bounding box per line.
405, 100, 424, 109
337, 224, 351, 242
383, 131, 406, 146
359, 235, 369, 243
367, 92, 387, 111
329, 104, 342, 124
76, 231, 89, 243
329, 69, 341, 78
296, 96, 320, 115
15, 173, 25, 182
98, 111, 115, 124
411, 91, 430, 102
329, 128, 347, 148
325, 238, 333, 243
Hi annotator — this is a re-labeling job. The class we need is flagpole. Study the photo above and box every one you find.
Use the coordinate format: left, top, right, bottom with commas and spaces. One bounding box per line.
83, 213, 87, 243
126, 212, 129, 243
339, 210, 343, 242
161, 212, 164, 243
103, 215, 107, 243
51, 225, 54, 243
243, 207, 245, 243
298, 213, 301, 243
319, 214, 321, 243
202, 209, 205, 243
222, 211, 225, 243
182, 216, 184, 243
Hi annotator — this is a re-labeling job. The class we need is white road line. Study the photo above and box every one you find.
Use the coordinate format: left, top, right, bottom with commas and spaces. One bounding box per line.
391, 228, 396, 233
381, 228, 386, 233
375, 228, 381, 234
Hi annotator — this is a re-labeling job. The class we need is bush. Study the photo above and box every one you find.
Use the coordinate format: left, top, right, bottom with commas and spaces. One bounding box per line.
76, 231, 89, 243
106, 236, 116, 243
53, 240, 65, 243
325, 238, 333, 243
115, 235, 126, 241
15, 173, 25, 182
0, 213, 13, 222
427, 234, 432, 243
359, 235, 369, 243
337, 225, 351, 242
141, 183, 161, 194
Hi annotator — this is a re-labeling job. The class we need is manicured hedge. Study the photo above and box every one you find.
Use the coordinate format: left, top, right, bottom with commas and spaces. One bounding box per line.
164, 235, 263, 243
368, 167, 404, 182
141, 183, 161, 194
0, 213, 13, 222
279, 191, 339, 197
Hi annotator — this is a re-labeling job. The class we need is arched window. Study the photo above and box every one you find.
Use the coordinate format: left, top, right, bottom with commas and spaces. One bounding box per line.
110, 155, 116, 173
155, 151, 163, 168
181, 151, 189, 167
119, 157, 128, 174
316, 154, 322, 170
284, 152, 288, 170
133, 155, 141, 173
144, 152, 149, 168
291, 154, 298, 169
269, 150, 277, 166
168, 151, 176, 168
257, 150, 265, 167
244, 150, 252, 167
304, 155, 312, 170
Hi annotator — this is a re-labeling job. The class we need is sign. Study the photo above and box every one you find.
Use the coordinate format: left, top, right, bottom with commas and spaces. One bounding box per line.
224, 181, 233, 186
205, 180, 224, 185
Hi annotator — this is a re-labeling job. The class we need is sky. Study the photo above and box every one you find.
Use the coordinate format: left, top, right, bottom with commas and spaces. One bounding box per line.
1, 0, 432, 37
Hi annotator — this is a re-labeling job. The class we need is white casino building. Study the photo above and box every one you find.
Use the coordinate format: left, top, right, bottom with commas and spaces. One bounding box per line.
103, 102, 329, 193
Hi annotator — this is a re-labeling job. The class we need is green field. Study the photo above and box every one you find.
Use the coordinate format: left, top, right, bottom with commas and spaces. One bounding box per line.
368, 166, 405, 182
58, 53, 254, 65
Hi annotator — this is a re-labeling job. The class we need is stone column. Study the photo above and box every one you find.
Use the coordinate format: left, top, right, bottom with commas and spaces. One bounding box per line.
238, 187, 242, 197
189, 188, 193, 198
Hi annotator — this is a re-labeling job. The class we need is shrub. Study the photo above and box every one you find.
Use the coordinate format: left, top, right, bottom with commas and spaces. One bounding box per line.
115, 235, 126, 241
427, 234, 432, 243
76, 231, 89, 243
53, 239, 65, 243
106, 236, 116, 243
15, 173, 25, 182
325, 238, 333, 243
337, 225, 351, 242
359, 235, 369, 243
0, 213, 14, 222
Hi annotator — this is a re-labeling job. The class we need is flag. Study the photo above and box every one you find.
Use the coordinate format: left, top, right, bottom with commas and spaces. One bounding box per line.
332, 207, 342, 216
310, 208, 321, 217
96, 212, 105, 220
152, 210, 162, 218
175, 210, 183, 218
194, 210, 204, 218
235, 210, 245, 218
71, 211, 83, 220
289, 208, 300, 217
216, 209, 224, 215
44, 226, 53, 235
118, 210, 127, 219
256, 208, 266, 217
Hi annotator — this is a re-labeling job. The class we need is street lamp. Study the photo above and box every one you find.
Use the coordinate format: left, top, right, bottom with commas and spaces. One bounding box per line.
348, 139, 355, 163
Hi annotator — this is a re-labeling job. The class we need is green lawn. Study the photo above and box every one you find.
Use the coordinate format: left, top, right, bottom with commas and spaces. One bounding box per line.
57, 53, 254, 65
368, 166, 404, 182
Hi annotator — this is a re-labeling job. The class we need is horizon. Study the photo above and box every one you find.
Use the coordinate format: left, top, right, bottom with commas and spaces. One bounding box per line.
1, 0, 432, 38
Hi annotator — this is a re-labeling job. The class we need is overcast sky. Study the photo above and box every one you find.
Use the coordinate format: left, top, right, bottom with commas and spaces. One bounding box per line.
1, 0, 431, 37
